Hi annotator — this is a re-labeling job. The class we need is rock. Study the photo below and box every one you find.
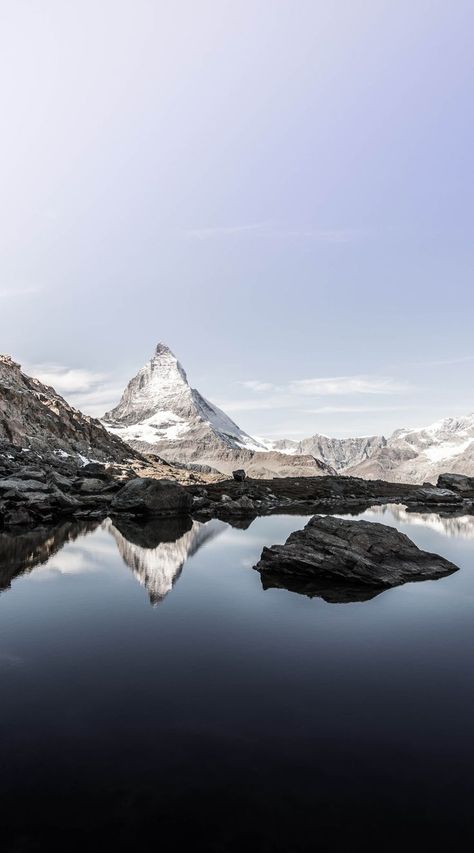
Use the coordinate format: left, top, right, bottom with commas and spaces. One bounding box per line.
254, 515, 458, 599
409, 487, 463, 505
110, 477, 193, 516
80, 462, 109, 478
48, 471, 74, 491
216, 495, 256, 517
232, 469, 246, 482
437, 473, 474, 496
77, 478, 113, 494
0, 478, 50, 494
15, 467, 47, 482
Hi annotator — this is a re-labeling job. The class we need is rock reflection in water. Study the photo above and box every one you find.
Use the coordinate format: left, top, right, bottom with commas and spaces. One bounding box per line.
0, 520, 99, 593
107, 517, 226, 605
260, 572, 383, 604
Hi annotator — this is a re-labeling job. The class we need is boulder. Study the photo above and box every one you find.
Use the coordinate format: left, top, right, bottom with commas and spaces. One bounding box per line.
437, 473, 474, 497
77, 478, 114, 494
254, 515, 458, 600
0, 478, 50, 494
110, 477, 193, 516
409, 487, 463, 506
232, 469, 246, 482
80, 462, 110, 479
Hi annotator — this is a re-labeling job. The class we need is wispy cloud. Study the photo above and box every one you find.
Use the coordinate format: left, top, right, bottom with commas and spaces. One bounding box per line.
219, 373, 411, 414
183, 223, 370, 243
239, 379, 278, 392
0, 286, 42, 299
289, 375, 411, 396
414, 354, 474, 368
25, 362, 121, 417
184, 223, 267, 240
302, 405, 413, 415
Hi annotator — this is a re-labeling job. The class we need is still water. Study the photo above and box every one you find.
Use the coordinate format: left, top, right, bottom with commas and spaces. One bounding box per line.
1, 507, 474, 850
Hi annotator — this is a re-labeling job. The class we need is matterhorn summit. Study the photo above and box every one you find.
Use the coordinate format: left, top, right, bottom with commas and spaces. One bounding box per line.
103, 344, 334, 477
103, 343, 265, 470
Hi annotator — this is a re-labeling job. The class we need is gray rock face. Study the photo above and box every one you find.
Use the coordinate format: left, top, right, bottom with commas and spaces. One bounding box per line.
254, 515, 458, 601
437, 473, 474, 496
0, 354, 139, 463
110, 477, 193, 516
232, 469, 246, 481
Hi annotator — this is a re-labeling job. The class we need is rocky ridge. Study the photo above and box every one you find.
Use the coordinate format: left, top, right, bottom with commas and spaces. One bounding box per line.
0, 354, 139, 463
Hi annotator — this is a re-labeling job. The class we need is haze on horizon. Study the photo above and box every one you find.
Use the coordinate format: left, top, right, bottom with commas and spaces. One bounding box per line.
1, 0, 473, 440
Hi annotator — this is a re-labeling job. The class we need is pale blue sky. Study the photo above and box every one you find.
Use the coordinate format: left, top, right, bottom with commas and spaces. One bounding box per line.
0, 0, 473, 438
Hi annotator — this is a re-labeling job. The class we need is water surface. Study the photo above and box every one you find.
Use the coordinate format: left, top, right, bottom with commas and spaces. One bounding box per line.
1, 507, 473, 850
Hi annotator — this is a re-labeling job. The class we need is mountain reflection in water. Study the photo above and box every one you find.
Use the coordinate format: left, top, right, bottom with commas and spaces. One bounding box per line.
0, 516, 227, 604
107, 517, 226, 604
1, 506, 472, 606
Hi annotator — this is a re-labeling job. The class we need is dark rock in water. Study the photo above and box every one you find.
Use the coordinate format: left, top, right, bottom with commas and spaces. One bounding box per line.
232, 469, 246, 482
254, 515, 458, 600
110, 477, 193, 516
437, 473, 474, 497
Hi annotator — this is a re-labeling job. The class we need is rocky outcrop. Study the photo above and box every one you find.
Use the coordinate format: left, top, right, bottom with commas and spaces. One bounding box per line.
0, 441, 217, 529
254, 515, 459, 602
0, 354, 140, 463
110, 477, 193, 516
437, 473, 474, 497
188, 475, 471, 521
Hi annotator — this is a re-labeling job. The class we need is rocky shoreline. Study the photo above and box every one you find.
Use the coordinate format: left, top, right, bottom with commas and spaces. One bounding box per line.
1, 438, 474, 532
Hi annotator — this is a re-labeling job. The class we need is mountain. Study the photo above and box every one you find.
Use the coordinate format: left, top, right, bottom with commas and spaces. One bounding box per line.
345, 415, 474, 483
0, 354, 139, 464
107, 517, 226, 604
103, 344, 334, 478
270, 417, 474, 483
268, 434, 387, 471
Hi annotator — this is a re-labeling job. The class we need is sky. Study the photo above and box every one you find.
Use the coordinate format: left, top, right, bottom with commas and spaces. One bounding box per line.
0, 0, 473, 439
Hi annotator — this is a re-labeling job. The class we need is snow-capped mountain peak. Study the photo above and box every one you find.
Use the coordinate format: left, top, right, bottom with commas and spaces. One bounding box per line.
103, 343, 267, 462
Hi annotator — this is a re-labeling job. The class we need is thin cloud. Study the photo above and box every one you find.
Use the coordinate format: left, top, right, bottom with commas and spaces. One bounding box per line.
290, 375, 411, 396
184, 223, 370, 243
302, 405, 413, 415
0, 286, 42, 298
184, 223, 267, 239
26, 362, 122, 417
239, 380, 278, 392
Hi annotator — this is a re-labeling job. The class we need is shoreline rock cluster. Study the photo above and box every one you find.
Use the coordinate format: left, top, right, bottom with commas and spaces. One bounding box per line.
1, 438, 474, 533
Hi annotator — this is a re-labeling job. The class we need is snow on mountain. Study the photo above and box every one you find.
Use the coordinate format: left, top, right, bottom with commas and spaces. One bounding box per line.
103, 343, 266, 453
102, 344, 333, 477
346, 415, 474, 483
267, 434, 386, 471
101, 343, 474, 483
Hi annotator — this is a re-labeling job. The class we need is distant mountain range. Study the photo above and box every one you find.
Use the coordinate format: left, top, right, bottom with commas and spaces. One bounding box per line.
103, 343, 474, 483
2, 345, 473, 484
